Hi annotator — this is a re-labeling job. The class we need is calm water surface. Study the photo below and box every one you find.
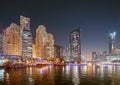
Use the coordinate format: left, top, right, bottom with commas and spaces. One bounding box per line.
0, 64, 120, 85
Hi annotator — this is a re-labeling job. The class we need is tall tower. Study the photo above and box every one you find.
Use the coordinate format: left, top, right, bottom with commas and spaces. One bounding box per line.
20, 16, 33, 60
3, 23, 21, 56
109, 32, 116, 53
35, 25, 47, 59
0, 25, 4, 55
45, 33, 54, 59
35, 25, 54, 59
70, 28, 81, 62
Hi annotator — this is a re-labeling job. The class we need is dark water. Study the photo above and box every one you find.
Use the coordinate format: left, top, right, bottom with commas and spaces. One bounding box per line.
0, 64, 120, 85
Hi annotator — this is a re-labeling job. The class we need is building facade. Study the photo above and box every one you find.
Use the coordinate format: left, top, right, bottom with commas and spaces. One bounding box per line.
54, 44, 63, 59
45, 33, 54, 59
92, 52, 97, 62
20, 16, 33, 59
3, 23, 21, 56
32, 44, 36, 58
70, 28, 81, 62
35, 25, 47, 59
0, 25, 4, 55
35, 25, 54, 60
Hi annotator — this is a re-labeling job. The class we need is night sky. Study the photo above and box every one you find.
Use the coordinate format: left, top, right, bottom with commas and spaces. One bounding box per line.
0, 0, 120, 56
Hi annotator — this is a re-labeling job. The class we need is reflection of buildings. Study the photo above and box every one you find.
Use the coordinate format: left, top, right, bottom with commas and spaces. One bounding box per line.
87, 63, 93, 77
70, 28, 81, 62
72, 66, 80, 85
35, 25, 54, 59
54, 44, 63, 59
0, 69, 4, 80
3, 23, 21, 56
20, 16, 33, 59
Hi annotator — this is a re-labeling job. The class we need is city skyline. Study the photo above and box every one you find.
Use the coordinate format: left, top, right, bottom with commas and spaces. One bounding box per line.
0, 0, 120, 56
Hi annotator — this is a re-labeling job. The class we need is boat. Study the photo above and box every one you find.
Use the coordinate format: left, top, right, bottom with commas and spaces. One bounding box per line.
36, 63, 48, 67
36, 63, 43, 67
54, 63, 66, 66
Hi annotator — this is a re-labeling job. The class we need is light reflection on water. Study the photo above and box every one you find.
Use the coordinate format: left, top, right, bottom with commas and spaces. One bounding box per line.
1, 65, 120, 85
72, 66, 80, 85
0, 69, 4, 80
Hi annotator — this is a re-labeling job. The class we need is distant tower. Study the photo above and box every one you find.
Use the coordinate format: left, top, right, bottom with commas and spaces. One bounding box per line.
70, 28, 81, 62
0, 25, 4, 55
109, 32, 116, 53
54, 44, 63, 59
92, 52, 97, 62
20, 16, 33, 60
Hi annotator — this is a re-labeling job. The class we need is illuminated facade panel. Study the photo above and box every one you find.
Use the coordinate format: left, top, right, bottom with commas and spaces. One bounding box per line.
20, 16, 33, 59
70, 28, 81, 62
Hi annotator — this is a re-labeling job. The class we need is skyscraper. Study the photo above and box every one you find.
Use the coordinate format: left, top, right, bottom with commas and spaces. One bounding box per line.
109, 32, 116, 53
92, 52, 97, 62
45, 33, 54, 59
32, 44, 36, 58
35, 25, 47, 59
20, 16, 33, 60
0, 25, 4, 55
35, 25, 54, 59
70, 28, 81, 62
54, 44, 63, 59
3, 23, 21, 56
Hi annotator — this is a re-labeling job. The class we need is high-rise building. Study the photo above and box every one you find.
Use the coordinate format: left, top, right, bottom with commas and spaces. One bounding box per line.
3, 23, 21, 56
32, 44, 36, 58
45, 33, 54, 59
92, 52, 97, 62
109, 32, 116, 53
70, 28, 81, 62
20, 16, 33, 60
0, 25, 4, 55
35, 25, 54, 59
54, 44, 63, 59
35, 25, 47, 59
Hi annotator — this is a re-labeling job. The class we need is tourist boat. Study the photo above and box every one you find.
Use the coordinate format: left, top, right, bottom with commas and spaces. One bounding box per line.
36, 63, 48, 67
54, 63, 66, 66
36, 63, 43, 67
